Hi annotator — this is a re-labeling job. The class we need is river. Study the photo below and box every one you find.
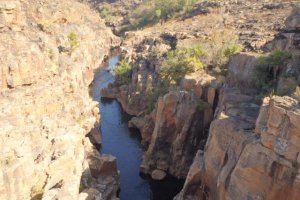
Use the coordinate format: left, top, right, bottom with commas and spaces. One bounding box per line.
91, 52, 184, 200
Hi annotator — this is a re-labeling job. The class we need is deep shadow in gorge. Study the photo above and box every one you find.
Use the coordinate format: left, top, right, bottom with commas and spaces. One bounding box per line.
90, 50, 184, 200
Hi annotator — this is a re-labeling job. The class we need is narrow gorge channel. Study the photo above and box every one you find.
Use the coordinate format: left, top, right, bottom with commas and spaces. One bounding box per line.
91, 52, 184, 200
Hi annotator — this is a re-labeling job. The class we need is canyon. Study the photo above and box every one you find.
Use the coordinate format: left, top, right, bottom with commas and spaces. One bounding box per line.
100, 0, 300, 199
1, 0, 300, 200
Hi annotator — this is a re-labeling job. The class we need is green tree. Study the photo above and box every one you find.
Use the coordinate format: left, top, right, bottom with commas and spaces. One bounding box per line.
160, 46, 204, 85
113, 60, 131, 85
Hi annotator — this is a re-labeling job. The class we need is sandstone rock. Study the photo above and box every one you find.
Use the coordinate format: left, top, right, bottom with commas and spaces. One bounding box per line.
0, 0, 121, 199
256, 96, 300, 161
285, 7, 300, 30
128, 114, 155, 145
174, 150, 205, 200
98, 155, 118, 178
176, 93, 300, 200
87, 124, 102, 148
79, 188, 102, 200
227, 53, 260, 93
174, 19, 300, 198
151, 169, 167, 181
0, 0, 24, 29
141, 90, 216, 179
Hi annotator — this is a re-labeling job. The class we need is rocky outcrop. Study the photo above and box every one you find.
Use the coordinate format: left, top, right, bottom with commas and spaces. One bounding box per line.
175, 9, 300, 200
176, 96, 300, 200
265, 7, 300, 52
139, 75, 219, 179
101, 0, 297, 117
0, 0, 120, 200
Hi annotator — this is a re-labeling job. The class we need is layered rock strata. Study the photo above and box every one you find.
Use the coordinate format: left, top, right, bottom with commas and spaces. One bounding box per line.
139, 75, 219, 179
101, 0, 298, 182
175, 8, 300, 200
175, 95, 300, 200
0, 0, 120, 200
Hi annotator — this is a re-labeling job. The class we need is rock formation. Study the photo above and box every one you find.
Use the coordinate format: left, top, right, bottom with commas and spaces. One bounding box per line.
99, 2, 300, 199
139, 77, 219, 179
175, 7, 300, 200
0, 0, 120, 200
175, 95, 300, 200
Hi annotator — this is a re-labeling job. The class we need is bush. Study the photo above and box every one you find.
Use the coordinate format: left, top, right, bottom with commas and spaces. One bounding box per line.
160, 46, 204, 85
259, 50, 292, 67
100, 7, 111, 19
200, 30, 242, 70
129, 0, 198, 29
145, 45, 204, 112
292, 86, 300, 101
255, 50, 292, 95
224, 43, 243, 58
68, 32, 80, 50
113, 60, 131, 85
99, 3, 118, 22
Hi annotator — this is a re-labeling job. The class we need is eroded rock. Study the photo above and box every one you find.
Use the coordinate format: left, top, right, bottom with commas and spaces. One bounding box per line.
0, 0, 120, 199
151, 169, 167, 181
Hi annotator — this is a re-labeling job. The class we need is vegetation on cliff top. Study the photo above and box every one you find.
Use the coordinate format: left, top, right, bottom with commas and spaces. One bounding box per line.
160, 46, 204, 85
145, 36, 242, 112
255, 50, 293, 95
128, 0, 198, 29
199, 30, 243, 71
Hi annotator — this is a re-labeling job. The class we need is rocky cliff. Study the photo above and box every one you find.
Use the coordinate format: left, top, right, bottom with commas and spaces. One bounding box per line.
99, 1, 300, 199
101, 0, 298, 177
175, 8, 300, 200
0, 0, 120, 200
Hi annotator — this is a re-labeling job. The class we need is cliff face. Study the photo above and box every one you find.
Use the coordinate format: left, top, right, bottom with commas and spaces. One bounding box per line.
0, 1, 120, 200
175, 9, 300, 200
103, 0, 297, 180
175, 96, 300, 200
93, 0, 300, 198
139, 76, 218, 179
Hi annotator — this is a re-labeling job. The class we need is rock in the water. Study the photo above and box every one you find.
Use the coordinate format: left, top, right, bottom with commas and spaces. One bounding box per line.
151, 169, 167, 180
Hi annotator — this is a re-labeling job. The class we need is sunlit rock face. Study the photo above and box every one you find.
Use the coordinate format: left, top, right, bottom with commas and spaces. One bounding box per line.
0, 0, 121, 199
175, 8, 300, 200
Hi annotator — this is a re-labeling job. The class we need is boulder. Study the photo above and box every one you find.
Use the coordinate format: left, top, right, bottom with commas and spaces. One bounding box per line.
285, 7, 300, 30
151, 169, 167, 181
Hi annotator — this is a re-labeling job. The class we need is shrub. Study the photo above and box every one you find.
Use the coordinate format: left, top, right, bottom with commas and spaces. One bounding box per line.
113, 60, 131, 85
224, 43, 243, 58
68, 32, 80, 50
292, 86, 300, 101
200, 30, 242, 70
100, 7, 111, 19
129, 0, 198, 29
259, 50, 292, 67
99, 3, 118, 21
255, 50, 292, 95
160, 46, 204, 85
